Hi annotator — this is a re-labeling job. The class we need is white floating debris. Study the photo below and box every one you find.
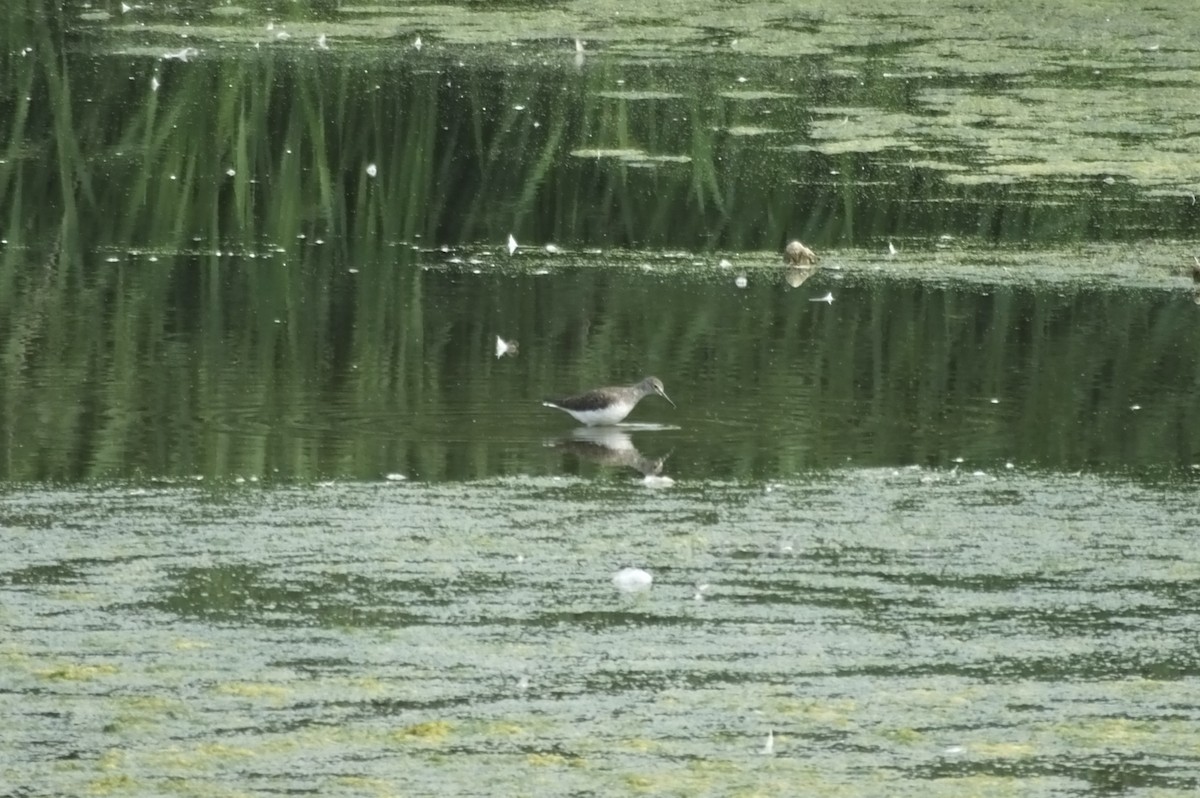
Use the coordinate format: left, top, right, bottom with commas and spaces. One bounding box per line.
990, 398, 999, 404
514, 104, 525, 111
761, 730, 775, 755
944, 745, 966, 755
121, 1, 131, 11
275, 30, 290, 40
888, 241, 898, 257
495, 335, 518, 359
366, 163, 377, 177
317, 33, 329, 50
533, 268, 550, 275
225, 168, 236, 177
545, 243, 559, 253
162, 47, 198, 61
414, 35, 423, 51
1130, 404, 1141, 411
150, 75, 159, 91
1005, 462, 1014, 470
736, 76, 748, 83
693, 583, 711, 601
385, 473, 407, 482
1102, 176, 1116, 185
642, 474, 675, 488
612, 567, 653, 593
718, 258, 732, 269
507, 233, 518, 255
809, 291, 834, 304
952, 457, 965, 463
734, 273, 748, 288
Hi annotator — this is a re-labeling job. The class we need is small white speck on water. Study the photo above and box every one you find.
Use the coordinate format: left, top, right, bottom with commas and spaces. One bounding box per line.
275, 31, 290, 40
575, 39, 584, 53
736, 76, 748, 83
693, 583, 711, 601
347, 268, 359, 274
888, 240, 898, 257
516, 674, 530, 692
1006, 462, 1015, 469
761, 730, 775, 755
616, 78, 625, 85
952, 457, 965, 463
317, 33, 329, 50
990, 397, 1000, 404
414, 35, 423, 51
545, 243, 559, 253
148, 255, 158, 262
225, 168, 236, 177
830, 169, 840, 175
1103, 176, 1115, 185
533, 268, 550, 275
514, 104, 525, 111
1130, 404, 1141, 410
515, 554, 524, 564
385, 473, 406, 482
507, 234, 518, 255
613, 567, 653, 592
734, 274, 748, 288
643, 474, 675, 488
150, 75, 159, 91
718, 258, 732, 268
944, 745, 966, 755
366, 163, 377, 177
809, 292, 834, 304
106, 256, 118, 263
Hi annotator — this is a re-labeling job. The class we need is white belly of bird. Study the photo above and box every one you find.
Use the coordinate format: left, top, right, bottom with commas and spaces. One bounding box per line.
554, 400, 633, 426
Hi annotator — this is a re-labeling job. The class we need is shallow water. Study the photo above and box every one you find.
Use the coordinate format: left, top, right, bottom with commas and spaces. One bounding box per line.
4, 2, 1200, 795
4, 472, 1199, 796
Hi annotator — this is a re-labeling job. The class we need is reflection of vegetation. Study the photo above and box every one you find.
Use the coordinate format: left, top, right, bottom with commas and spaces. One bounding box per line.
1, 1, 1198, 481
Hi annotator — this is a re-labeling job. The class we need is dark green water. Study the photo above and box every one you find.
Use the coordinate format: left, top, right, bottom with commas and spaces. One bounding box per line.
3, 1, 1200, 795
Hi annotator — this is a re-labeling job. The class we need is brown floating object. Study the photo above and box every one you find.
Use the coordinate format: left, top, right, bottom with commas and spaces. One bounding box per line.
784, 240, 818, 266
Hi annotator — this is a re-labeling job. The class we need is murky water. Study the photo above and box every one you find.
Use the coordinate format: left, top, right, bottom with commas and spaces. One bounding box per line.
4, 1, 1200, 794
4, 473, 1199, 796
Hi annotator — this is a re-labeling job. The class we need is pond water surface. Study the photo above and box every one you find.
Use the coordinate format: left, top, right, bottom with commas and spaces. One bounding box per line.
3, 1, 1200, 795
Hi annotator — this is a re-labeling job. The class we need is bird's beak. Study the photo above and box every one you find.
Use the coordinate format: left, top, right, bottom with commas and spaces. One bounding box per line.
658, 388, 676, 408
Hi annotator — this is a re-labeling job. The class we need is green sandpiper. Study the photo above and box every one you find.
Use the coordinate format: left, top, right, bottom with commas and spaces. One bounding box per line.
543, 377, 675, 426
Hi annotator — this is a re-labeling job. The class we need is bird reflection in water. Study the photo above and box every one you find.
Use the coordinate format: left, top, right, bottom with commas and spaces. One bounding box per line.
552, 427, 667, 477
